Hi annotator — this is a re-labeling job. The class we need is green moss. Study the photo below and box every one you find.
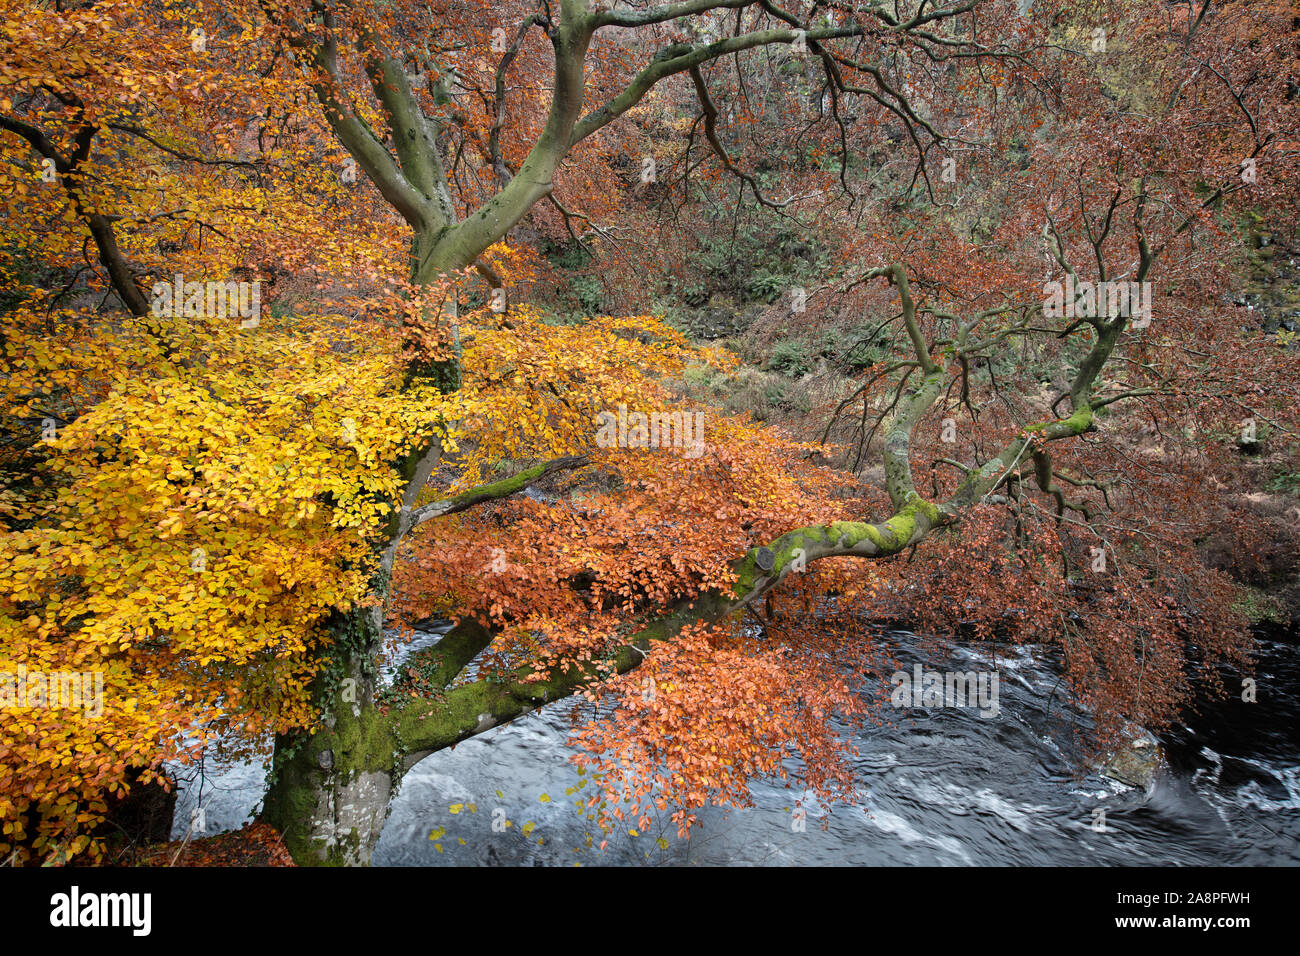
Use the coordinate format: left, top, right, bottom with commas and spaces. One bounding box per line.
1026, 404, 1092, 435
827, 520, 890, 551
732, 499, 941, 598
1063, 404, 1094, 432
391, 680, 500, 748
831, 499, 938, 553
438, 460, 554, 511
771, 527, 832, 571
326, 706, 399, 775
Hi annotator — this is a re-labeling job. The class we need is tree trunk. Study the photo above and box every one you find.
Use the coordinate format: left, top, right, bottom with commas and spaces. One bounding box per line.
260, 604, 400, 866
261, 235, 463, 865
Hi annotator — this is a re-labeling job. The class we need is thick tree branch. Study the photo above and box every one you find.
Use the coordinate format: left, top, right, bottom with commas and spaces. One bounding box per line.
408, 455, 590, 528
1, 114, 154, 319
355, 24, 457, 225
569, 24, 865, 149
391, 370, 1103, 765
267, 1, 438, 231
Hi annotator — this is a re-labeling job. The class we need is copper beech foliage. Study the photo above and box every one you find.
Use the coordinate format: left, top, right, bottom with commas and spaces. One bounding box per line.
0, 0, 1296, 862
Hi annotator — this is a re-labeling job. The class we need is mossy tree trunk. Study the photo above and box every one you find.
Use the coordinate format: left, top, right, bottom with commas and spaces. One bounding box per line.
258, 203, 488, 863
261, 605, 399, 866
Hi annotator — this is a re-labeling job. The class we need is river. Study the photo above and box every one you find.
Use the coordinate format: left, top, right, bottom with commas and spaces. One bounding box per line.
171, 623, 1300, 865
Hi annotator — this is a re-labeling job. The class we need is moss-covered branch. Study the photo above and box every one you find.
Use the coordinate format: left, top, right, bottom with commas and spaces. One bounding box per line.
392, 497, 944, 766
408, 455, 590, 528
882, 366, 947, 509
390, 385, 1104, 769
387, 617, 497, 695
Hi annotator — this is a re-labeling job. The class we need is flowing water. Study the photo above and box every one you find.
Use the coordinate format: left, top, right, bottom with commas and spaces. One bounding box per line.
172, 623, 1300, 865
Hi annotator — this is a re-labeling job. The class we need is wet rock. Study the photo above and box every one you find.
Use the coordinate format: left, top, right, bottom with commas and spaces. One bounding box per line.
1101, 730, 1164, 790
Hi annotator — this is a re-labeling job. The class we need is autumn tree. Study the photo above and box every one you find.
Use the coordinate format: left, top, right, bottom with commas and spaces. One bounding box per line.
1, 0, 1295, 865
275, 0, 1299, 862
239, 0, 1080, 863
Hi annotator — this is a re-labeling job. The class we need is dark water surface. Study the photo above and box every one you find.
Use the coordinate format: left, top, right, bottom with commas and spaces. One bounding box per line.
172, 625, 1300, 866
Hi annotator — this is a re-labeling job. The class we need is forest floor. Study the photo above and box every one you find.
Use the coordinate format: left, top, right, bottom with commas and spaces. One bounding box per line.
131, 823, 294, 867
